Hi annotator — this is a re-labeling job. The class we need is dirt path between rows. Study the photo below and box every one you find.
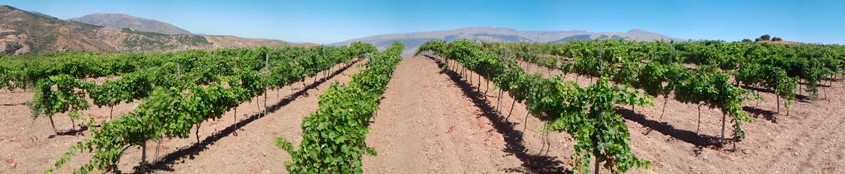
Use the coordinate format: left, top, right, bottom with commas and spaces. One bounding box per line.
153, 59, 367, 174
363, 56, 573, 173
4, 54, 844, 173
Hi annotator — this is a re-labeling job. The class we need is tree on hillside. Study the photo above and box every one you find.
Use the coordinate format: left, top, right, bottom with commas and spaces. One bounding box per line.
741, 39, 752, 42
772, 37, 783, 41
760, 34, 771, 41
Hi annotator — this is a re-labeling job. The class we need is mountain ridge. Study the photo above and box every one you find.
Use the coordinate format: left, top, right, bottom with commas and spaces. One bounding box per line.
331, 26, 680, 57
0, 5, 302, 55
70, 13, 192, 35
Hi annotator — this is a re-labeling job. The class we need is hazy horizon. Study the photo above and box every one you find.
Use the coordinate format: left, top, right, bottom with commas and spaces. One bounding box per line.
4, 0, 844, 44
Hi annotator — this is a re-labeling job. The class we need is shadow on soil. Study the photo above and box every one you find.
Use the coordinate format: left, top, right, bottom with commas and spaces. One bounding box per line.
133, 59, 361, 173
47, 125, 90, 138
616, 108, 724, 150
743, 106, 777, 123
425, 55, 571, 174
1, 102, 27, 106
740, 85, 812, 103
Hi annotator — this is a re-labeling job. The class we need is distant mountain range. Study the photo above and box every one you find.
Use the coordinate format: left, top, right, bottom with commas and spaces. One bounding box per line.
70, 13, 192, 35
0, 4, 682, 56
0, 5, 303, 55
332, 27, 680, 57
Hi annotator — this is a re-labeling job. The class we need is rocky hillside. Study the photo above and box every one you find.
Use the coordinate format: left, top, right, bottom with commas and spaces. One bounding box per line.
70, 13, 192, 35
0, 5, 300, 55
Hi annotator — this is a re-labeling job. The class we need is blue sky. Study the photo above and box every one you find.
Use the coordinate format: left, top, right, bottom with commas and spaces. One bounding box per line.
3, 0, 844, 44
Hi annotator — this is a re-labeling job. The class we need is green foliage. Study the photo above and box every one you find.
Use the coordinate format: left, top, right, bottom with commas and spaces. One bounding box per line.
0, 52, 177, 90
278, 42, 402, 173
420, 40, 652, 174
760, 34, 771, 41
44, 43, 375, 173
477, 39, 845, 143
417, 38, 837, 172
350, 41, 377, 58
735, 63, 798, 111
547, 77, 651, 174
29, 75, 94, 119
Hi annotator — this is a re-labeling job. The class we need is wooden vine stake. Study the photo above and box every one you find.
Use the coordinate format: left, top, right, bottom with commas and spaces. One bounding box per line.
590, 45, 608, 174
595, 50, 604, 174
233, 107, 238, 136
776, 77, 781, 114
141, 141, 147, 170
176, 63, 181, 79
659, 96, 668, 121
696, 104, 702, 133
264, 54, 269, 116
49, 115, 57, 134
595, 111, 603, 174
497, 48, 507, 114
720, 112, 727, 144
196, 122, 201, 143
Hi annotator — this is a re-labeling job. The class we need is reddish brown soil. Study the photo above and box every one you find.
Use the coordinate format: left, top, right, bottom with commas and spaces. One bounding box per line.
511, 59, 845, 174
366, 55, 845, 174
363, 56, 526, 173
3, 55, 844, 174
1, 60, 364, 173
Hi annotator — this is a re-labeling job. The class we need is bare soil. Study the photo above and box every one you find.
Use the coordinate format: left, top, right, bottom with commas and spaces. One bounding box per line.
2, 55, 844, 174
1, 60, 364, 173
511, 59, 845, 174
363, 55, 527, 173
